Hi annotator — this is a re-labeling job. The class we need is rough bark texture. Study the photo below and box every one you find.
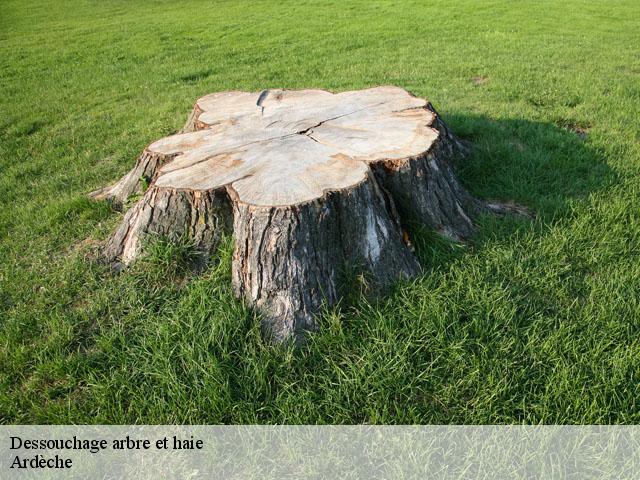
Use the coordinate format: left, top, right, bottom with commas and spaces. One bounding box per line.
179, 103, 205, 134
373, 135, 481, 241
89, 150, 176, 209
104, 187, 231, 266
231, 173, 419, 342
93, 86, 527, 342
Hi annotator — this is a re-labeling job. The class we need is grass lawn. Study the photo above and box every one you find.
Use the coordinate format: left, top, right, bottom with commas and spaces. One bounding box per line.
1, 0, 639, 424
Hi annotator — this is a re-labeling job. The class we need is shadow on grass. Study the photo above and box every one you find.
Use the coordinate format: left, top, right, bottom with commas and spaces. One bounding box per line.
412, 114, 618, 269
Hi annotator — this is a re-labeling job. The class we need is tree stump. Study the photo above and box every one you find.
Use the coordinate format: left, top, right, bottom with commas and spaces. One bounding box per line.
92, 86, 519, 342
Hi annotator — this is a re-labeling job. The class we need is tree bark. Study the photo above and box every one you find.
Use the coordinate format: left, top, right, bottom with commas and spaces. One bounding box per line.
230, 172, 419, 342
104, 186, 231, 266
89, 150, 176, 209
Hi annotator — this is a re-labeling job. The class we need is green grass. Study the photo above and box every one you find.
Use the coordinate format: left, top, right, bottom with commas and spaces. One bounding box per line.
1, 0, 639, 424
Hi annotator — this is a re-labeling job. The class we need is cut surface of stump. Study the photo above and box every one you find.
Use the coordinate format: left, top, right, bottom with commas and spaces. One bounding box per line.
94, 86, 520, 342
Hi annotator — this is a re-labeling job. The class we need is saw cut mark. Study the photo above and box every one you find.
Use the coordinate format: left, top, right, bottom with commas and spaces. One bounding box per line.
256, 89, 269, 116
